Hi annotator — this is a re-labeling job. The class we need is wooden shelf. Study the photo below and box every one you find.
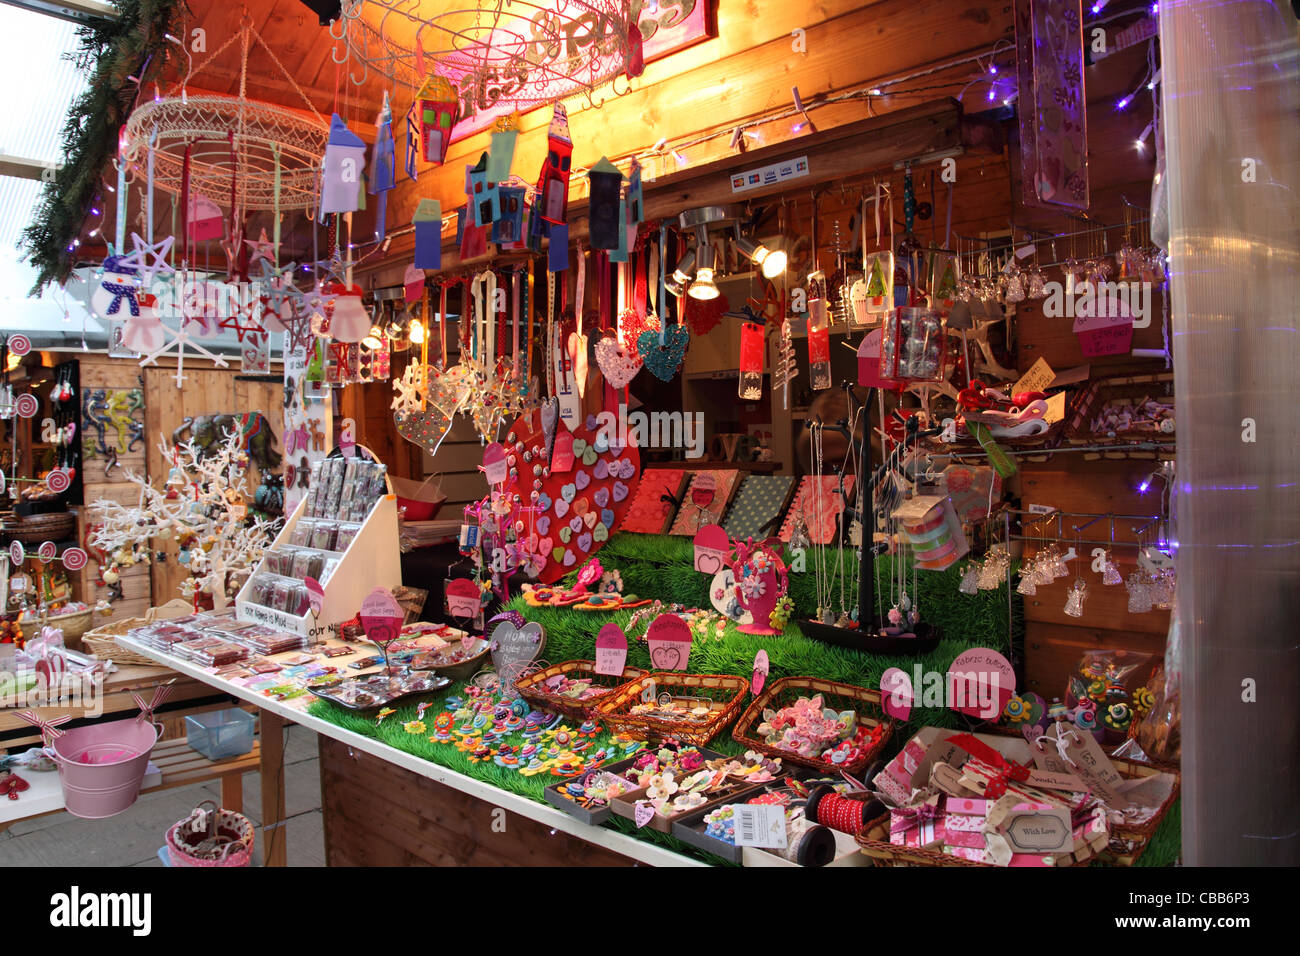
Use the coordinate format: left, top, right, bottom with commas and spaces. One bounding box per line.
645, 460, 784, 473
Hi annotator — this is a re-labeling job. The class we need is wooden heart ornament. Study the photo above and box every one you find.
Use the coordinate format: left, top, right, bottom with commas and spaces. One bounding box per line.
501, 408, 640, 584
646, 613, 693, 671
489, 618, 546, 693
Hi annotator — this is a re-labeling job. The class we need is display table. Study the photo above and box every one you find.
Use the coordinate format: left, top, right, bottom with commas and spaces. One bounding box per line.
115, 632, 704, 867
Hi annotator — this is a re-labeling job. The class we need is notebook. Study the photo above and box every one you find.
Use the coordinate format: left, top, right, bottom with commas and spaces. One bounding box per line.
667, 469, 741, 536
778, 475, 855, 544
619, 468, 689, 534
722, 474, 797, 541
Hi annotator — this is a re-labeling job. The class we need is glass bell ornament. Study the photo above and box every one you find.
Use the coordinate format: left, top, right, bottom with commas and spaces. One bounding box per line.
1003, 265, 1026, 303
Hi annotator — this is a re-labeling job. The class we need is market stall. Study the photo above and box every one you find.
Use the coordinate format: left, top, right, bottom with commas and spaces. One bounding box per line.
4, 0, 1227, 869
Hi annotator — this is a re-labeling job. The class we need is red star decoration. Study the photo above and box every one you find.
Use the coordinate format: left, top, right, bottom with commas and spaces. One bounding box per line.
218, 296, 266, 343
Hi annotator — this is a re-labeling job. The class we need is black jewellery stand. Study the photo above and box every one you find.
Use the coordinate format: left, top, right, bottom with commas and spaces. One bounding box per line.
793, 381, 942, 654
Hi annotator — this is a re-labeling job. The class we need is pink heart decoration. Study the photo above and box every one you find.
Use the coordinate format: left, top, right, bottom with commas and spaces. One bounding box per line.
594, 487, 610, 508
613, 481, 629, 502
569, 516, 583, 534
562, 550, 577, 566
577, 532, 592, 551
555, 498, 570, 519
594, 334, 642, 388
593, 459, 609, 480
574, 470, 590, 490
537, 516, 551, 536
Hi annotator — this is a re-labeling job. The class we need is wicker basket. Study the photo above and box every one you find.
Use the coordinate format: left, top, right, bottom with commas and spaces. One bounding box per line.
731, 676, 894, 777
2, 510, 76, 544
1064, 372, 1175, 447
81, 617, 158, 666
514, 660, 649, 722
855, 752, 1180, 868
42, 607, 95, 650
595, 672, 750, 747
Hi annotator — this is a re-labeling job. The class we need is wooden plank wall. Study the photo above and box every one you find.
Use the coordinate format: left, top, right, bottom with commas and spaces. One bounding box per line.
142, 367, 283, 606
318, 736, 634, 866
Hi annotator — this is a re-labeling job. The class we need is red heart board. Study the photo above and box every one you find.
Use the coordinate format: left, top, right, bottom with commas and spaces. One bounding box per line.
502, 409, 640, 585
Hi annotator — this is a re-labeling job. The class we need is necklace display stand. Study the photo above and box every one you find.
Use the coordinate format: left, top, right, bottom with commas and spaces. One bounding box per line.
795, 382, 942, 654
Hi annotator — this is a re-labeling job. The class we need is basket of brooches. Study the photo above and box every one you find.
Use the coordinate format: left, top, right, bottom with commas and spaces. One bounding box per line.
607, 740, 785, 833
855, 724, 1180, 867
731, 677, 893, 776
595, 672, 749, 747
514, 659, 650, 723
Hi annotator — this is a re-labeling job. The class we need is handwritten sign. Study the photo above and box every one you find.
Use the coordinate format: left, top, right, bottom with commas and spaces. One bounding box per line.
482, 442, 509, 485
1013, 357, 1055, 398
444, 577, 482, 619
693, 524, 729, 575
360, 587, 404, 645
645, 613, 692, 671
594, 622, 628, 676
946, 648, 1015, 719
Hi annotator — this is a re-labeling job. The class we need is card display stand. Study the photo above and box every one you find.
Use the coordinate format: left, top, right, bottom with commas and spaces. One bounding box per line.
235, 494, 402, 641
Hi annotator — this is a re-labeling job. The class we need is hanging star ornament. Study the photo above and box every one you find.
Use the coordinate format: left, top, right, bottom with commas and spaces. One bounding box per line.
244, 227, 275, 267
119, 233, 175, 292
218, 294, 266, 343
253, 257, 298, 334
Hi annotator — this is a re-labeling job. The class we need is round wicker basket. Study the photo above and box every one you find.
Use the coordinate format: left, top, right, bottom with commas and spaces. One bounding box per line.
2, 510, 76, 544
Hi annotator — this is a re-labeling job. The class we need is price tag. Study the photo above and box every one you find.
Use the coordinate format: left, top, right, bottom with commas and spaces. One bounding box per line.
733, 804, 787, 849
594, 623, 628, 676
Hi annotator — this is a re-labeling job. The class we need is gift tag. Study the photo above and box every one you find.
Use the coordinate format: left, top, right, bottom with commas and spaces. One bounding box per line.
738, 321, 765, 400
733, 803, 787, 848
634, 801, 656, 829
482, 442, 509, 486
594, 623, 628, 676
752, 649, 770, 695
1030, 722, 1125, 807
807, 317, 831, 391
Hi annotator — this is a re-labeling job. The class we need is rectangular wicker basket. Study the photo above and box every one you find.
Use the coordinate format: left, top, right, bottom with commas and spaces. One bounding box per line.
513, 659, 649, 722
81, 617, 158, 666
855, 753, 1180, 867
594, 672, 750, 747
731, 676, 894, 777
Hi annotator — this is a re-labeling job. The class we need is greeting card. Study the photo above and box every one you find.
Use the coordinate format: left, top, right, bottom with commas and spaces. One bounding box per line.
620, 468, 688, 534
667, 470, 741, 536
723, 475, 796, 541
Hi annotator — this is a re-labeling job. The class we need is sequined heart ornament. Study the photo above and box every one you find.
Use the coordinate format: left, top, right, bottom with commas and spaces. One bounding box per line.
594, 334, 642, 388
637, 326, 690, 382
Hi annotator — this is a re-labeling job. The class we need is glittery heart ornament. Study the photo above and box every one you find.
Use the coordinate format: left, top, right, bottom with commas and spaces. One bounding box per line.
637, 325, 690, 382
594, 334, 642, 388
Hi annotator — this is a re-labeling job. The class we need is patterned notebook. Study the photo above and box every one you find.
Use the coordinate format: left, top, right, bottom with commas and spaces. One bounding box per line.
723, 475, 797, 541
619, 468, 689, 534
778, 475, 856, 545
667, 469, 741, 536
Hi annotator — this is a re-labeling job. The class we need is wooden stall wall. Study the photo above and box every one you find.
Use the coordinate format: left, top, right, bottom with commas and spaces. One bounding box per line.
142, 368, 283, 606
71, 354, 151, 622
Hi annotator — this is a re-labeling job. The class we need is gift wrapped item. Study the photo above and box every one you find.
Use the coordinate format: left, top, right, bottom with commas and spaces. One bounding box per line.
874, 737, 931, 805
889, 795, 944, 848
942, 796, 991, 849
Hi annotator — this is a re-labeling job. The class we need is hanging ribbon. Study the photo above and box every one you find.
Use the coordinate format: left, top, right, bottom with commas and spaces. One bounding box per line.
546, 269, 556, 398
438, 282, 449, 368
181, 141, 192, 268
524, 268, 535, 396
114, 148, 127, 252
575, 248, 586, 331
272, 144, 282, 260
228, 131, 238, 239
146, 126, 156, 247
511, 270, 521, 380
17, 711, 71, 745
656, 223, 667, 343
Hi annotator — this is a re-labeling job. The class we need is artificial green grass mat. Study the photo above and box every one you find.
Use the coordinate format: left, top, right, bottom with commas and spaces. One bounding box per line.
309, 532, 1181, 866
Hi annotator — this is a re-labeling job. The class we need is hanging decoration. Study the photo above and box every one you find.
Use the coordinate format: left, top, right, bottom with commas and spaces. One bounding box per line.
416, 74, 460, 166
321, 113, 368, 214
536, 103, 574, 225
587, 157, 624, 250
369, 92, 397, 238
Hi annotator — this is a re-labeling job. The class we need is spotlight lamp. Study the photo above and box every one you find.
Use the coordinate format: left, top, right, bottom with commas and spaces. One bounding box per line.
688, 244, 719, 301
735, 236, 788, 278
362, 325, 385, 350
666, 247, 697, 296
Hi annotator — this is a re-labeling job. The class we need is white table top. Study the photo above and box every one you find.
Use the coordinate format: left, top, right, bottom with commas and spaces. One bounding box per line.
115, 633, 703, 867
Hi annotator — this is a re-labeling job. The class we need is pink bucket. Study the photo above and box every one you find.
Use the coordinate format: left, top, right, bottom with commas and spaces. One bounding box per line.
49, 718, 162, 819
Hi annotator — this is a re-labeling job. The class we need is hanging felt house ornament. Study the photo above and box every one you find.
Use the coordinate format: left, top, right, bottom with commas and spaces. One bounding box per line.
368, 92, 397, 238
492, 186, 526, 246
417, 74, 460, 166
324, 283, 371, 342
413, 199, 442, 270
467, 153, 501, 228
486, 111, 521, 183
535, 103, 573, 225
187, 195, 224, 242
321, 113, 367, 215
91, 255, 142, 319
588, 156, 624, 250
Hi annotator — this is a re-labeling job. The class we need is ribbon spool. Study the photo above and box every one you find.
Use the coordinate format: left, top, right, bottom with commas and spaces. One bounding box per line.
806, 785, 883, 835
776, 812, 837, 867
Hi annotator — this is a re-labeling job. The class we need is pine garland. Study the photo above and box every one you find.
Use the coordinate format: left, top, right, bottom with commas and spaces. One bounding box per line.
19, 0, 183, 294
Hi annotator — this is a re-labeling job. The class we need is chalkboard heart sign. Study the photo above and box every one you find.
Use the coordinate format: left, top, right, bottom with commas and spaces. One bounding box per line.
490, 618, 546, 696
645, 613, 693, 671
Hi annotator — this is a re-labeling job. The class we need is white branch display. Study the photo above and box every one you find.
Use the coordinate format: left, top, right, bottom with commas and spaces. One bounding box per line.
88, 430, 275, 610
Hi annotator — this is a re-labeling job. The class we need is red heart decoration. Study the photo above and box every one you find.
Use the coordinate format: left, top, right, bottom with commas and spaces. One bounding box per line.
501, 409, 639, 584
